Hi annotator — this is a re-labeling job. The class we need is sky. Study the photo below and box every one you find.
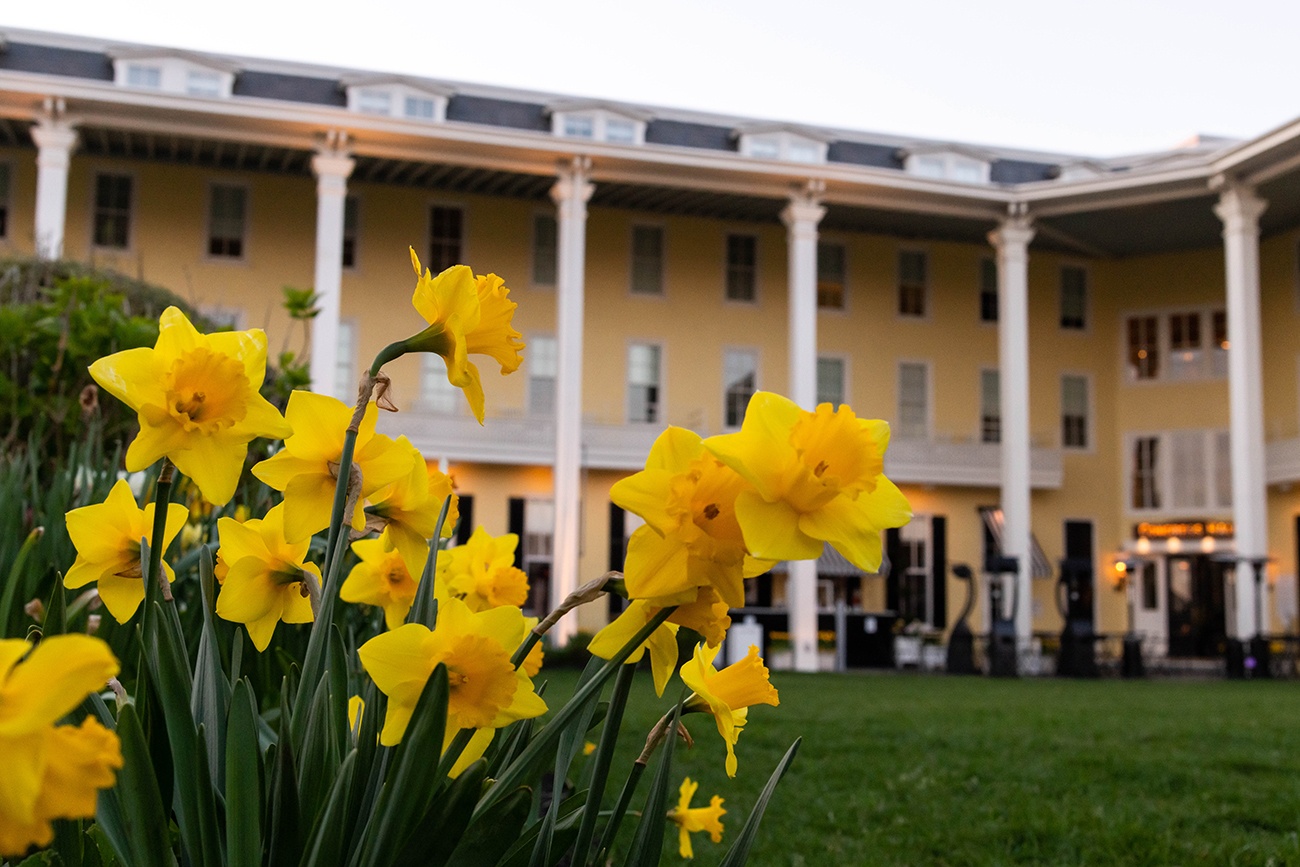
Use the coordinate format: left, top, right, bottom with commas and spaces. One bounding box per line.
6, 0, 1299, 157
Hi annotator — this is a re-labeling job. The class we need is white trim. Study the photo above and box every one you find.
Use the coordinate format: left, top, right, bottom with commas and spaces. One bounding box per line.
87, 166, 137, 254
1120, 304, 1229, 385
625, 339, 665, 424
1123, 428, 1234, 518
203, 179, 250, 263
895, 358, 933, 441
1058, 262, 1090, 333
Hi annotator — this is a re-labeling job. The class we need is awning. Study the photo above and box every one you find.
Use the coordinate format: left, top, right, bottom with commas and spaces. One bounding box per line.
978, 507, 1054, 580
770, 543, 887, 577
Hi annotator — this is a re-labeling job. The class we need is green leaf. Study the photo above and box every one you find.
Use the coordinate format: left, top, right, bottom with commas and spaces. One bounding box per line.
407, 497, 451, 629
716, 738, 802, 867
43, 565, 67, 636
496, 790, 587, 867
0, 527, 44, 638
296, 672, 342, 827
571, 662, 636, 867
226, 679, 264, 867
267, 686, 304, 867
392, 759, 488, 867
299, 750, 358, 867
624, 701, 682, 867
192, 548, 230, 789
442, 785, 531, 867
112, 702, 178, 867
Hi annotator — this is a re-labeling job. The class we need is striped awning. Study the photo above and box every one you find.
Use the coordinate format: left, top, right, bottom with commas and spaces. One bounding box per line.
978, 507, 1054, 580
771, 543, 887, 577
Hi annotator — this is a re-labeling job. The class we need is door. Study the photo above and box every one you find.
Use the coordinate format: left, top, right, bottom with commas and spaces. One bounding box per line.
1166, 555, 1227, 657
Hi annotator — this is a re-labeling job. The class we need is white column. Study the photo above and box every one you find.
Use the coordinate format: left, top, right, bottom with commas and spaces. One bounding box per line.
1214, 184, 1268, 639
988, 212, 1036, 649
780, 185, 826, 673
308, 147, 355, 398
549, 157, 593, 646
31, 118, 78, 260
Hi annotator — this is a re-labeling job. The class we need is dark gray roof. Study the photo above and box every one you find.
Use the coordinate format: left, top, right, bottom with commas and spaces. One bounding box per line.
0, 41, 111, 81
234, 71, 343, 106
446, 95, 548, 132
827, 140, 902, 170
645, 119, 735, 151
990, 158, 1057, 184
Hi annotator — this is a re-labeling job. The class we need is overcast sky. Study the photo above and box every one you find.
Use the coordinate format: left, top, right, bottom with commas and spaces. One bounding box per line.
6, 0, 1298, 157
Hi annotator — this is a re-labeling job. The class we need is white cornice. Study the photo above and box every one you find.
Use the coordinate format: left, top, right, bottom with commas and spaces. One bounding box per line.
106, 45, 241, 74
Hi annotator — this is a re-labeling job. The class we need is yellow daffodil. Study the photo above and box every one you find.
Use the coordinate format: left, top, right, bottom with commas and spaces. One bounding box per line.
348, 696, 365, 735
680, 643, 779, 777
406, 249, 525, 424
364, 438, 459, 577
667, 777, 726, 859
0, 635, 122, 856
358, 596, 546, 747
437, 526, 530, 613
588, 600, 680, 696
214, 504, 319, 651
251, 391, 411, 543
704, 392, 911, 572
340, 531, 418, 630
519, 616, 545, 678
63, 479, 188, 622
612, 427, 773, 610
88, 306, 292, 505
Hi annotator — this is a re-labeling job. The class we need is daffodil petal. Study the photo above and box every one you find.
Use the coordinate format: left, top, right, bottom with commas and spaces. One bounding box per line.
733, 490, 823, 563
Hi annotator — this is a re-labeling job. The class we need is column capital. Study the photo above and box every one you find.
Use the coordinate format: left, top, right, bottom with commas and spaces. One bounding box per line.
311, 152, 355, 181
550, 156, 594, 205
987, 213, 1035, 251
30, 118, 78, 153
1214, 183, 1267, 228
781, 188, 826, 230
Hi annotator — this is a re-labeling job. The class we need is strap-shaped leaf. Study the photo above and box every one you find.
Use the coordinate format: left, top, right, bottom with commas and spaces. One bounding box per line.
296, 673, 342, 829
192, 547, 230, 788
392, 758, 488, 867
407, 496, 452, 629
717, 738, 802, 867
267, 686, 304, 867
0, 527, 43, 638
624, 701, 682, 867
571, 661, 636, 867
226, 678, 263, 867
113, 702, 178, 867
441, 785, 532, 867
300, 749, 359, 867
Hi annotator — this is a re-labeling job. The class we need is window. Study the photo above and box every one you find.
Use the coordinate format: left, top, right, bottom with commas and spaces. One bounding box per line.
1061, 375, 1088, 449
630, 226, 664, 295
1211, 311, 1229, 378
726, 235, 757, 302
898, 251, 927, 317
723, 350, 757, 428
980, 369, 1000, 444
736, 131, 827, 163
529, 336, 557, 415
404, 95, 436, 119
562, 115, 595, 138
532, 214, 557, 286
186, 70, 221, 97
627, 343, 661, 423
747, 138, 780, 159
1215, 431, 1232, 507
341, 195, 358, 268
605, 118, 636, 143
208, 184, 246, 258
357, 89, 393, 115
335, 319, 357, 399
979, 258, 998, 322
93, 174, 132, 250
897, 362, 929, 440
1132, 437, 1160, 510
420, 355, 460, 413
903, 150, 990, 183
1168, 312, 1202, 380
817, 357, 845, 408
0, 164, 9, 238
1170, 431, 1206, 508
1060, 266, 1087, 329
125, 64, 162, 88
817, 242, 846, 309
1127, 316, 1159, 381
428, 206, 463, 273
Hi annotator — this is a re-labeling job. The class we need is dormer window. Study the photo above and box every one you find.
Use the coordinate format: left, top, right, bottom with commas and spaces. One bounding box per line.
902, 147, 992, 183
111, 51, 237, 98
735, 127, 829, 163
343, 77, 451, 123
549, 103, 649, 145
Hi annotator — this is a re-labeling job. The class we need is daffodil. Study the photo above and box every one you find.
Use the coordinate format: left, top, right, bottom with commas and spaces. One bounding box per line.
214, 504, 319, 651
63, 479, 188, 622
358, 596, 546, 747
588, 600, 680, 696
88, 306, 293, 505
340, 531, 418, 630
364, 437, 458, 577
405, 249, 525, 424
519, 615, 545, 678
680, 643, 779, 777
437, 526, 530, 613
704, 392, 911, 571
0, 635, 122, 856
348, 696, 365, 735
612, 427, 773, 609
667, 777, 726, 859
251, 391, 411, 543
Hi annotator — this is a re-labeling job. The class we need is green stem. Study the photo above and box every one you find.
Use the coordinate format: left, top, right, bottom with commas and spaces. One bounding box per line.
572, 661, 636, 867
593, 760, 646, 864
141, 459, 175, 638
322, 429, 358, 591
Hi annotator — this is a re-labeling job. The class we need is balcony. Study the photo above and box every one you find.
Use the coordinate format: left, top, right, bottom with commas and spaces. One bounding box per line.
383, 409, 1064, 487
886, 437, 1064, 489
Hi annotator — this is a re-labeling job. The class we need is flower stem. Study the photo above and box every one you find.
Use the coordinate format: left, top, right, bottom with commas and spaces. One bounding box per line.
571, 661, 636, 867
141, 460, 175, 638
593, 759, 647, 865
510, 571, 622, 668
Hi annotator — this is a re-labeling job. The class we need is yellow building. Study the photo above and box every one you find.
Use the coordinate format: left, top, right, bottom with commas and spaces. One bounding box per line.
3, 28, 1299, 673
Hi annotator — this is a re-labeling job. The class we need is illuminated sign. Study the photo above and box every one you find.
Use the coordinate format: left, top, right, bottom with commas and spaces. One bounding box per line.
1133, 520, 1234, 540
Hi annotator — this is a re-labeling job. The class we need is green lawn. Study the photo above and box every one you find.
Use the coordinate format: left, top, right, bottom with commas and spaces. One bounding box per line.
541, 669, 1300, 866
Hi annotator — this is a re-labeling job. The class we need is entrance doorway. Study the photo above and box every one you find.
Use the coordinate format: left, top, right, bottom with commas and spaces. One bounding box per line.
1165, 555, 1228, 657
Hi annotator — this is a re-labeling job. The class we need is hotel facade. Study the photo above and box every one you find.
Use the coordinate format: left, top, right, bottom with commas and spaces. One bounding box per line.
4, 28, 1300, 672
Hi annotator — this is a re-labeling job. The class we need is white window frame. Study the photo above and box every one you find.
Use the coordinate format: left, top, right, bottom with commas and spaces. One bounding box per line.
903, 150, 991, 183
90, 170, 136, 253
1122, 306, 1229, 384
722, 347, 760, 430
896, 360, 932, 441
1125, 429, 1233, 516
629, 224, 665, 297
419, 354, 462, 415
724, 232, 759, 305
112, 55, 235, 98
897, 248, 929, 320
816, 355, 848, 409
344, 81, 450, 122
736, 131, 828, 164
528, 334, 558, 417
626, 341, 664, 424
1060, 372, 1093, 452
205, 181, 249, 262
550, 109, 647, 145
335, 318, 358, 400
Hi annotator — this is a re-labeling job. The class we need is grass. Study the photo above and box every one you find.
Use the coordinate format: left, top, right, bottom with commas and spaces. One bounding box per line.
540, 668, 1300, 866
